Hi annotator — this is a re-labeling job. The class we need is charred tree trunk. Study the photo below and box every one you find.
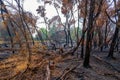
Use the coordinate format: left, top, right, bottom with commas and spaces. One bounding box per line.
98, 28, 103, 51
83, 0, 95, 68
64, 15, 69, 47
81, 34, 85, 58
108, 13, 120, 58
104, 21, 109, 48
108, 27, 119, 58
81, 0, 87, 58
68, 24, 73, 47
115, 37, 119, 51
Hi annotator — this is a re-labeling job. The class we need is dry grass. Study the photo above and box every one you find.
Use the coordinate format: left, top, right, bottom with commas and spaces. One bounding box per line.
0, 42, 63, 79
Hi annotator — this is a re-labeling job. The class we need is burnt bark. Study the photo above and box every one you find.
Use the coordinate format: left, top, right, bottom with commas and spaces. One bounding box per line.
83, 0, 95, 68
108, 27, 119, 58
107, 8, 120, 58
81, 0, 87, 58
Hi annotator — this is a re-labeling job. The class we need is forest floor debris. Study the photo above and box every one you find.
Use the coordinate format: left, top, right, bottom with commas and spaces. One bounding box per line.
0, 48, 120, 80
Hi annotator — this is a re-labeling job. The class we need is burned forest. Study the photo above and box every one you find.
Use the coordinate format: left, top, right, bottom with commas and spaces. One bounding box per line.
0, 0, 120, 80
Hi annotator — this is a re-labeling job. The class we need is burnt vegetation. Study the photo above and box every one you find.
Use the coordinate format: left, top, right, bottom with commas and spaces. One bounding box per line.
0, 0, 120, 80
